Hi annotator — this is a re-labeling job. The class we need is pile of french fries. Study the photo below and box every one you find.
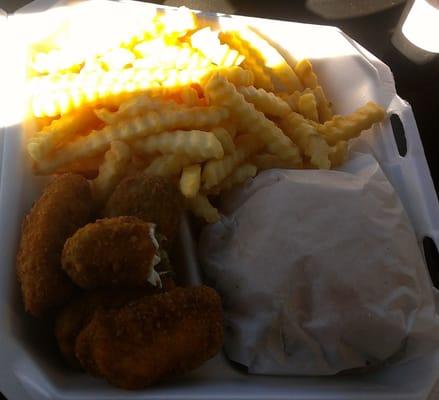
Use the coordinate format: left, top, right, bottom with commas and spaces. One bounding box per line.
26, 7, 386, 223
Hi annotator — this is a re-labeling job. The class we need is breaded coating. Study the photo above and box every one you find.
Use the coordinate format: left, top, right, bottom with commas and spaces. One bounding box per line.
103, 175, 184, 244
16, 174, 92, 317
75, 286, 224, 389
55, 288, 149, 368
62, 216, 160, 289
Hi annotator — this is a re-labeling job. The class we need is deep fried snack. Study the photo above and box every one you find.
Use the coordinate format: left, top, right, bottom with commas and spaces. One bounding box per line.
91, 141, 131, 206
103, 175, 184, 243
55, 288, 150, 368
144, 154, 193, 177
34, 106, 228, 174
180, 164, 201, 198
204, 74, 301, 163
16, 174, 92, 317
75, 286, 224, 389
132, 130, 224, 160
186, 194, 220, 223
316, 102, 386, 145
62, 217, 161, 289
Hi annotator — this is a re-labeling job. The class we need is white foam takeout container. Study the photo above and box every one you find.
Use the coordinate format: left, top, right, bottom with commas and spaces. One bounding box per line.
0, 1, 439, 399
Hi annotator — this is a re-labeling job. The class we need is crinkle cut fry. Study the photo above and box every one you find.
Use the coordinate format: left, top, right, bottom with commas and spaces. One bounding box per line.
204, 74, 301, 163
30, 68, 217, 117
202, 66, 254, 87
27, 108, 97, 161
209, 163, 257, 194
95, 95, 180, 124
35, 106, 228, 174
298, 92, 319, 122
91, 141, 131, 204
144, 154, 193, 177
190, 27, 245, 67
227, 27, 303, 92
316, 101, 386, 145
201, 134, 263, 190
211, 127, 235, 155
294, 59, 318, 89
328, 141, 348, 167
186, 194, 220, 223
132, 130, 224, 160
133, 42, 211, 70
237, 86, 291, 117
180, 164, 201, 198
280, 112, 330, 169
180, 86, 200, 106
219, 31, 273, 91
313, 86, 333, 122
31, 67, 252, 118
277, 91, 301, 112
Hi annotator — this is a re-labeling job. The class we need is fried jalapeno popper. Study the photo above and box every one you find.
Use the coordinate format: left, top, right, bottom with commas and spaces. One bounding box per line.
55, 288, 150, 367
76, 286, 224, 389
103, 175, 184, 244
62, 216, 162, 289
16, 174, 92, 317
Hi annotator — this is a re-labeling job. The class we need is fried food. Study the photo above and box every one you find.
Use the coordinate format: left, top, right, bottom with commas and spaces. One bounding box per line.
62, 217, 161, 289
103, 175, 184, 243
55, 288, 149, 368
75, 286, 224, 389
16, 174, 92, 317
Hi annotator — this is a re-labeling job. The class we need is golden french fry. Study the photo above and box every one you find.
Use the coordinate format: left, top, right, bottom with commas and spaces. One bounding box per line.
316, 102, 386, 145
201, 134, 263, 190
91, 141, 131, 204
219, 119, 238, 139
180, 164, 201, 198
144, 154, 193, 177
222, 28, 302, 92
132, 130, 224, 160
133, 40, 211, 70
27, 107, 98, 161
202, 66, 254, 87
181, 86, 200, 106
99, 48, 135, 70
31, 49, 83, 75
191, 27, 245, 67
328, 141, 348, 167
280, 112, 331, 169
133, 38, 167, 58
204, 74, 301, 163
294, 59, 318, 89
81, 57, 105, 74
210, 163, 257, 194
313, 85, 333, 122
237, 86, 291, 117
30, 67, 217, 117
94, 94, 179, 124
219, 31, 274, 91
251, 153, 300, 171
35, 106, 228, 174
186, 194, 220, 223
160, 6, 198, 38
298, 92, 319, 122
211, 127, 235, 155
277, 91, 301, 112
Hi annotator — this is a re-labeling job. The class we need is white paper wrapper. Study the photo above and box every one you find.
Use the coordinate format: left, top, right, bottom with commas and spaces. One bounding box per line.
199, 153, 439, 375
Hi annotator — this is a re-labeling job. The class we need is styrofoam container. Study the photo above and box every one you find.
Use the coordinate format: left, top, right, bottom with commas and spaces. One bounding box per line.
1, 1, 439, 399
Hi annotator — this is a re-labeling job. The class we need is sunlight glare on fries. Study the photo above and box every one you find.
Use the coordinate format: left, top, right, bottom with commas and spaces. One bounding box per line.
18, 1, 387, 224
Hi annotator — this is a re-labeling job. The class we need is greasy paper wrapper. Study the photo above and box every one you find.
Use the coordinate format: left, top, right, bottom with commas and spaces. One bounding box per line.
199, 153, 439, 375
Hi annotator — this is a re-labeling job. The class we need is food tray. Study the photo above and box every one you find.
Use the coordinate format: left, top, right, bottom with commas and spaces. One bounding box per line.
0, 1, 439, 399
